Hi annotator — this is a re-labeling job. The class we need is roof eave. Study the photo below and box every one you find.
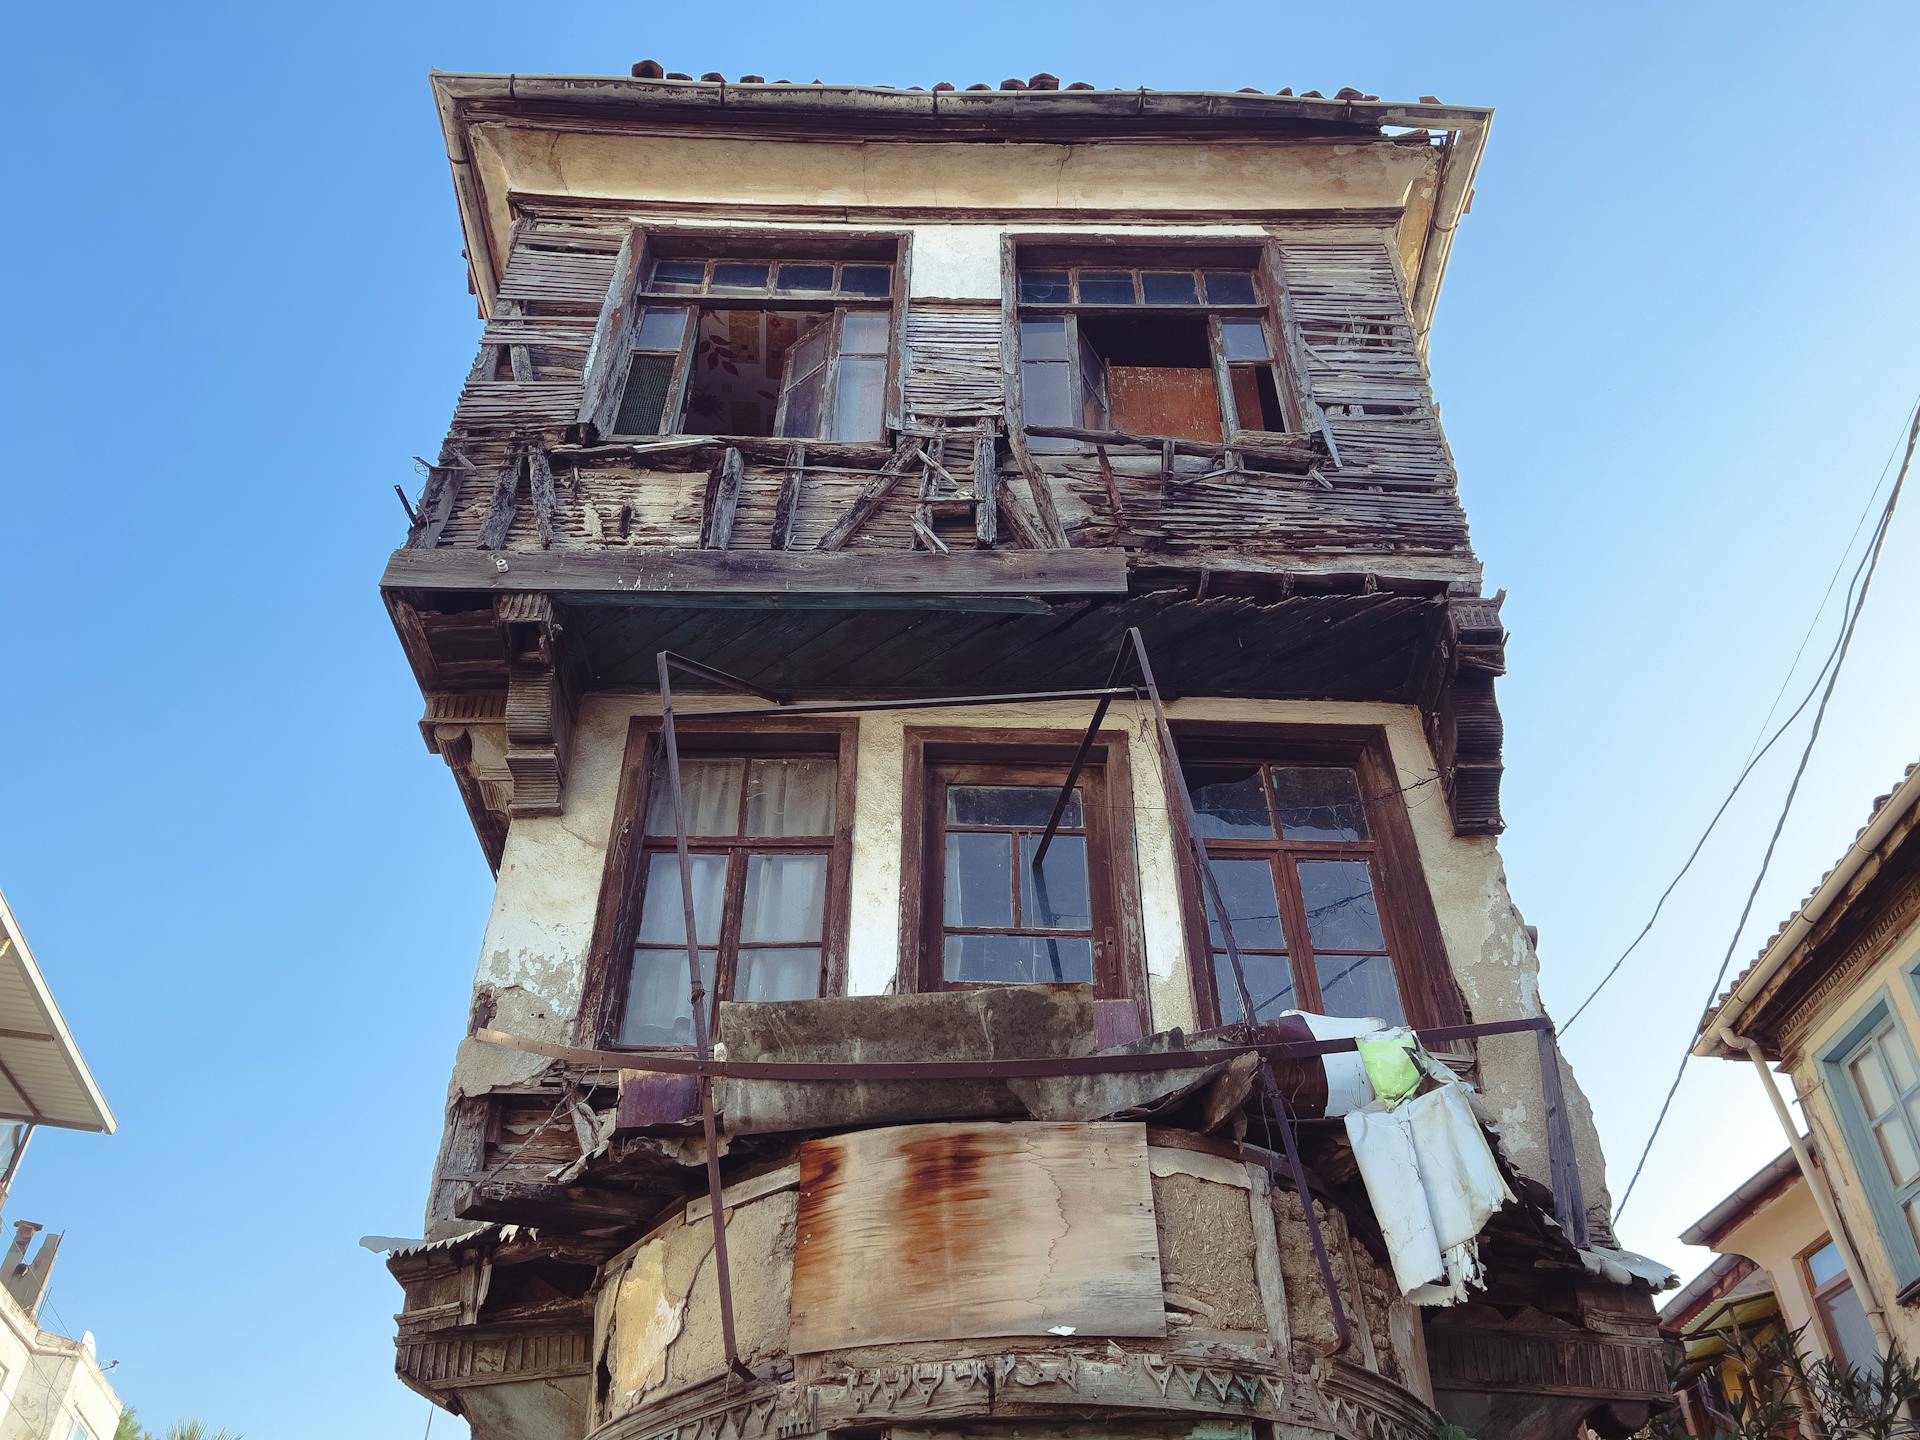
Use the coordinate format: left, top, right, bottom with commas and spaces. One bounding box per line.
0, 889, 115, 1135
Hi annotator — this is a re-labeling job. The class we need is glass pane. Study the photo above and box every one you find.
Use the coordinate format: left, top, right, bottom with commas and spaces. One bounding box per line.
944, 832, 1014, 928
634, 853, 728, 944
744, 758, 836, 835
1873, 1118, 1920, 1187
1823, 1282, 1881, 1373
1023, 362, 1072, 436
1142, 271, 1199, 305
1203, 271, 1258, 304
1187, 765, 1275, 839
1315, 952, 1404, 1025
1852, 1048, 1896, 1117
1806, 1241, 1846, 1289
1078, 271, 1135, 304
1271, 766, 1369, 841
1213, 951, 1295, 1025
775, 263, 835, 293
644, 759, 744, 836
840, 311, 891, 355
780, 369, 826, 439
1885, 1031, 1920, 1091
1020, 316, 1070, 360
786, 318, 832, 381
831, 356, 887, 442
944, 934, 1093, 985
634, 306, 690, 351
740, 854, 828, 942
948, 785, 1082, 828
712, 262, 771, 291
1018, 269, 1070, 304
736, 946, 822, 1003
613, 352, 678, 435
1019, 834, 1090, 930
1219, 317, 1272, 361
1299, 860, 1387, 951
651, 259, 706, 293
839, 265, 891, 297
619, 948, 717, 1046
1204, 858, 1286, 951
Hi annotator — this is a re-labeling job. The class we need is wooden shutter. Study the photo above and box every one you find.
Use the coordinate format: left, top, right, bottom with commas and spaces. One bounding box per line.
575, 225, 650, 440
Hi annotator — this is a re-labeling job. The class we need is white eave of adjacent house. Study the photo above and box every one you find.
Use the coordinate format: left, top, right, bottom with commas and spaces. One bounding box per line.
0, 889, 115, 1134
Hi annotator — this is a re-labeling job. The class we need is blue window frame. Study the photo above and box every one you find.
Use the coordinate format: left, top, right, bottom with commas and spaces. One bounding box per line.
1823, 993, 1920, 1291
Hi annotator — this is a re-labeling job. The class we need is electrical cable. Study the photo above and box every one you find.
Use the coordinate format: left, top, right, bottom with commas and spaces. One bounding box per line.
1611, 401, 1918, 1223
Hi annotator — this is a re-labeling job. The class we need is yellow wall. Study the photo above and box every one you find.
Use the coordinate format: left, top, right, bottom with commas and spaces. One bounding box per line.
1714, 1175, 1833, 1363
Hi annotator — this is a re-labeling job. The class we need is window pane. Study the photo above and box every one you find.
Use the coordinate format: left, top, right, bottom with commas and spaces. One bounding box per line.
652, 259, 706, 293
1019, 834, 1090, 930
645, 759, 744, 836
1822, 1282, 1880, 1373
744, 758, 836, 835
1019, 269, 1070, 303
832, 356, 888, 442
634, 306, 690, 351
614, 352, 678, 435
736, 946, 822, 1003
1020, 315, 1070, 360
1299, 860, 1387, 951
775, 263, 835, 293
780, 368, 826, 439
1315, 952, 1404, 1025
839, 264, 891, 297
620, 947, 717, 1046
1142, 271, 1199, 305
634, 853, 728, 944
1078, 271, 1136, 304
712, 262, 771, 291
1807, 1241, 1846, 1288
840, 310, 891, 355
1873, 1118, 1920, 1187
741, 854, 828, 942
944, 832, 1014, 928
1218, 317, 1272, 361
1852, 1049, 1896, 1117
1271, 766, 1369, 841
945, 934, 1093, 985
1885, 1031, 1920, 1091
948, 785, 1082, 828
1213, 951, 1296, 1025
1022, 362, 1072, 437
1203, 271, 1258, 304
1187, 765, 1275, 839
1204, 858, 1286, 951
787, 319, 832, 381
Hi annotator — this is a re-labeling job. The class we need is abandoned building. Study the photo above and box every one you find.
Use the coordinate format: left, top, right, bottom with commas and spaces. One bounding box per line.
378, 65, 1677, 1440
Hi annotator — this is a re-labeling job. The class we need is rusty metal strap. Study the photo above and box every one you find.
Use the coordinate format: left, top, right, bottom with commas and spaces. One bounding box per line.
474, 1016, 1551, 1080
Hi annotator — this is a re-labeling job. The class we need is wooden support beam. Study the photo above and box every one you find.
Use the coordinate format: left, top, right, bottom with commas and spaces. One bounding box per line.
996, 489, 1046, 550
1538, 1027, 1590, 1246
1096, 445, 1127, 521
816, 436, 919, 551
974, 429, 1000, 548
701, 446, 745, 550
1016, 446, 1069, 550
477, 446, 525, 551
500, 298, 534, 383
771, 443, 805, 550
529, 442, 559, 549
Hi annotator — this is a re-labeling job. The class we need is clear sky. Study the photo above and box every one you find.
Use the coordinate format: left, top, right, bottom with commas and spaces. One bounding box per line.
2, 0, 1916, 1434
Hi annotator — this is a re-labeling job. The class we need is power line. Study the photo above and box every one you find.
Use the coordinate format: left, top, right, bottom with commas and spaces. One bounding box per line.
1612, 400, 1918, 1224
1561, 396, 1920, 1034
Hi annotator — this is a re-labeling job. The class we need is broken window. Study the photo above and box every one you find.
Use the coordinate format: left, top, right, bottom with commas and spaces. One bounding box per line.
609, 256, 895, 442
1015, 260, 1293, 451
1184, 758, 1407, 1026
617, 753, 842, 1047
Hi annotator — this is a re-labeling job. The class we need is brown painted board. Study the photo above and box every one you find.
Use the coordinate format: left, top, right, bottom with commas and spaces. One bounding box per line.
790, 1120, 1165, 1352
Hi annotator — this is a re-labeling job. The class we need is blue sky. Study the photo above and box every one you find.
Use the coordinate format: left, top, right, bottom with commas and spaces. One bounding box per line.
2, 0, 1916, 1433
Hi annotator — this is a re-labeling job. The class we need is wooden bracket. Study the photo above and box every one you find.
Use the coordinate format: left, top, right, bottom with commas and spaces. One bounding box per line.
495, 594, 575, 818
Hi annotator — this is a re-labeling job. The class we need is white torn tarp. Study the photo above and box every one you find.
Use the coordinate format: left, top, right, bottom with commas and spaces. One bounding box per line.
1346, 1080, 1514, 1305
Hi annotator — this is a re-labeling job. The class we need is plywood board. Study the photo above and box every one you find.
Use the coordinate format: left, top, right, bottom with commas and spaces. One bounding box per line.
790, 1120, 1165, 1352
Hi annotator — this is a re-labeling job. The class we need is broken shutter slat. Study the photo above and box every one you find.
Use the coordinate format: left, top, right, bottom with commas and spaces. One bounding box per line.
576, 225, 650, 439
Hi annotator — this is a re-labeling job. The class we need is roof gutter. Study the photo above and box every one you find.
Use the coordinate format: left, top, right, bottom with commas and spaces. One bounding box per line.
1410, 114, 1490, 352
432, 71, 501, 316
1695, 762, 1920, 1060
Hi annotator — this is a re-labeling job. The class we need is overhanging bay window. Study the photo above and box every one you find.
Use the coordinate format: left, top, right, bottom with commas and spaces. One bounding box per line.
1012, 252, 1302, 452
582, 721, 857, 1049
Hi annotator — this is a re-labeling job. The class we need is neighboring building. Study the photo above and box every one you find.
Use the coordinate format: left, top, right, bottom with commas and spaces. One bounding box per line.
381, 64, 1675, 1440
0, 891, 120, 1440
1696, 763, 1920, 1361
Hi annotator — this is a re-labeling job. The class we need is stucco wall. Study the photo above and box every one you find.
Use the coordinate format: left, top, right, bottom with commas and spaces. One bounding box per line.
0, 1295, 122, 1440
1715, 1177, 1831, 1362
437, 693, 1612, 1220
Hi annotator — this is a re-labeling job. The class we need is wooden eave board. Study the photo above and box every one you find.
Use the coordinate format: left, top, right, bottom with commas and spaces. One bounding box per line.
789, 1120, 1165, 1352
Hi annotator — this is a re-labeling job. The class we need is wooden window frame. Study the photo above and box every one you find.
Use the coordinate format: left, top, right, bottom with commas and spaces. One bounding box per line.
1822, 996, 1920, 1294
1798, 1236, 1869, 1366
578, 715, 859, 1050
583, 228, 911, 446
1000, 237, 1310, 452
1169, 722, 1463, 1032
899, 727, 1148, 1020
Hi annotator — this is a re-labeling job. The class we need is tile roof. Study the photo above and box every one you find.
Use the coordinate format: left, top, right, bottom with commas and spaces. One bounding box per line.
626, 61, 1416, 104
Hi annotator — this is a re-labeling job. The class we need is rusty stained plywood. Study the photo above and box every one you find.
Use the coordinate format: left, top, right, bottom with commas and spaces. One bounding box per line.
789, 1120, 1166, 1352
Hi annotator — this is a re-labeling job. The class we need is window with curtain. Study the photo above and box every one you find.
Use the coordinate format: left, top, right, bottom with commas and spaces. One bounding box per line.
1801, 1238, 1878, 1373
617, 753, 840, 1046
